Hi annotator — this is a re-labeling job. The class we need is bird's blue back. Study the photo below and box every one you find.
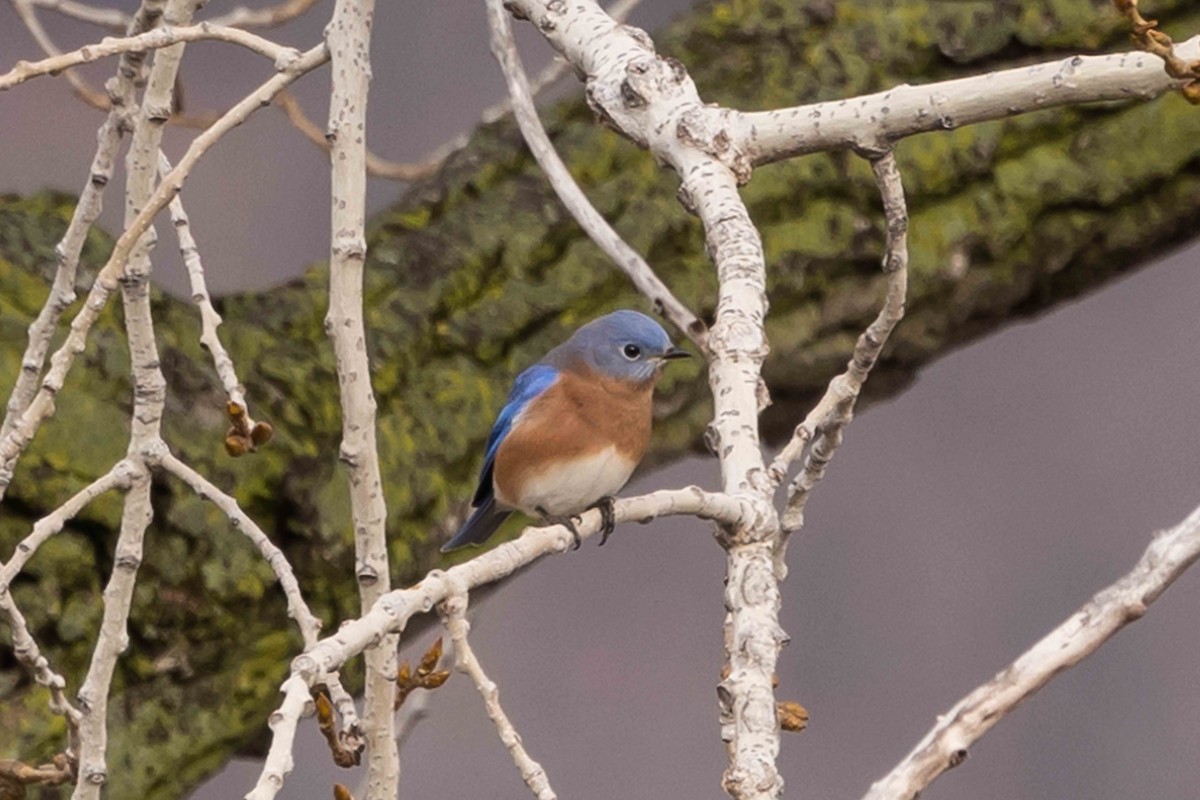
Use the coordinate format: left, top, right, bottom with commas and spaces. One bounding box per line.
472, 363, 560, 506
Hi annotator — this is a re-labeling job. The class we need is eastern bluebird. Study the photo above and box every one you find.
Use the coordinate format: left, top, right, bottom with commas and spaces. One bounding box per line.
441, 310, 690, 552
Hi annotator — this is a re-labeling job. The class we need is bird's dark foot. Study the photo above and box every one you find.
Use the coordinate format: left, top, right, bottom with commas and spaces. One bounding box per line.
537, 508, 583, 550
586, 497, 618, 546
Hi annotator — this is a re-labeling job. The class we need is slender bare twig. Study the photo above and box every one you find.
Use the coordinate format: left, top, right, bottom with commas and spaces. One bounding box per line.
0, 0, 166, 449
8, 0, 112, 107
1114, 0, 1200, 102
272, 0, 642, 183
323, 0, 396, 796
440, 591, 556, 800
863, 500, 1200, 800
205, 0, 321, 29
157, 152, 261, 432
773, 152, 909, 533
246, 487, 747, 799
0, 462, 133, 768
0, 41, 328, 496
0, 23, 302, 91
485, 0, 707, 348
158, 453, 323, 645
29, 0, 128, 30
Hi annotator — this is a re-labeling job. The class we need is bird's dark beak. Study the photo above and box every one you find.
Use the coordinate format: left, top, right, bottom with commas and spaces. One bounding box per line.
661, 347, 691, 361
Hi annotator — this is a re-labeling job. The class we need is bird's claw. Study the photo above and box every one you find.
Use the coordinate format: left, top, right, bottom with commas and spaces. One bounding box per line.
588, 497, 618, 546
541, 512, 583, 550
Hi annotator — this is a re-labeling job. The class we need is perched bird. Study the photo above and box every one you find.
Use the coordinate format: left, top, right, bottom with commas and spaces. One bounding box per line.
441, 310, 691, 552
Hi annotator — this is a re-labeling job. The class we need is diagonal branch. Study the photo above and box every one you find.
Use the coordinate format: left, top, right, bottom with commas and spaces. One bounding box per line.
772, 151, 909, 533
245, 486, 748, 799
440, 591, 556, 800
0, 41, 328, 499
157, 452, 323, 646
863, 499, 1200, 800
158, 152, 265, 439
0, 0, 166, 446
485, 0, 707, 348
0, 23, 302, 91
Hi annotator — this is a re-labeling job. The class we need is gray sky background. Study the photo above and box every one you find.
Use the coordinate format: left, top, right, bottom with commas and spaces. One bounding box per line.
3, 2, 1200, 799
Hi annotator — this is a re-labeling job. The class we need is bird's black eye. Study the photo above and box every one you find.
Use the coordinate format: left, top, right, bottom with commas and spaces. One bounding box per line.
622, 343, 641, 360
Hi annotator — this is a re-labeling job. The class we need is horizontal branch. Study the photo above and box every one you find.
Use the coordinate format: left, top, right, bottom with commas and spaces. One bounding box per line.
863, 499, 1200, 800
735, 36, 1200, 164
245, 486, 751, 799
0, 23, 302, 91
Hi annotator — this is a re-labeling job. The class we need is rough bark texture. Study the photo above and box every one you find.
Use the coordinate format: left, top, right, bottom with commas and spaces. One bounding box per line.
2, 0, 1200, 796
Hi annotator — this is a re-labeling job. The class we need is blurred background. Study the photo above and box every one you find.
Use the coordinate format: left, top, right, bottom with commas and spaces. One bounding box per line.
2, 1, 1199, 798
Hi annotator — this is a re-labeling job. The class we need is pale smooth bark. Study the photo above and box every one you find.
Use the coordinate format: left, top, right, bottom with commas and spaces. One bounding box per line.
323, 0, 397, 797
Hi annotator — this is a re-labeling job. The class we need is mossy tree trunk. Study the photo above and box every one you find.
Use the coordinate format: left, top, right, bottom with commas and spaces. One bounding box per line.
2, 0, 1199, 796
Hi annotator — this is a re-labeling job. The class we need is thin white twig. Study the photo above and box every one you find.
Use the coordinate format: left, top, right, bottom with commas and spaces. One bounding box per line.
485, 0, 707, 348
323, 0, 397, 797
440, 591, 556, 800
205, 0, 320, 29
0, 23, 303, 91
30, 0, 128, 30
0, 0, 165, 450
271, 0, 640, 183
0, 463, 131, 764
774, 152, 909, 534
0, 41, 328, 496
863, 500, 1200, 800
158, 152, 256, 424
246, 487, 747, 800
8, 0, 111, 107
158, 452, 323, 646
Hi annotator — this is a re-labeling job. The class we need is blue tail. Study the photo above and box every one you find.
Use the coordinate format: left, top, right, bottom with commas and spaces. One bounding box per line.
441, 497, 512, 552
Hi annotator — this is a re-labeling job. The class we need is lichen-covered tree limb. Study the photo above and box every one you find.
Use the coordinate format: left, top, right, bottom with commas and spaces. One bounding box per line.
3, 1, 1200, 797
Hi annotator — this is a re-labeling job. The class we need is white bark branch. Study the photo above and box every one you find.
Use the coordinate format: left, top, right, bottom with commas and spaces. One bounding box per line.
498, 2, 783, 795
485, 0, 706, 348
246, 487, 746, 799
0, 22, 302, 91
733, 36, 1200, 163
158, 152, 258, 426
0, 462, 131, 764
773, 152, 909, 534
0, 0, 165, 449
158, 452, 323, 646
323, 0, 397, 796
71, 0, 191, 787
0, 41, 327, 496
864, 500, 1200, 800
441, 592, 557, 800
30, 0, 128, 31
9, 0, 112, 107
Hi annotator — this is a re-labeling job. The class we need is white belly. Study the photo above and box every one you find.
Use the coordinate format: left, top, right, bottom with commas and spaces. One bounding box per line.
500, 445, 636, 517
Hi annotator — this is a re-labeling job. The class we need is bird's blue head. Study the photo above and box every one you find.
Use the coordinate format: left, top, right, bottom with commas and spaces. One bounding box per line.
549, 309, 691, 384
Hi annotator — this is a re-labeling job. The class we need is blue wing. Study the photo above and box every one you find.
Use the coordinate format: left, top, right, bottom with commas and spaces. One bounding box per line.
471, 363, 559, 506
441, 364, 559, 552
